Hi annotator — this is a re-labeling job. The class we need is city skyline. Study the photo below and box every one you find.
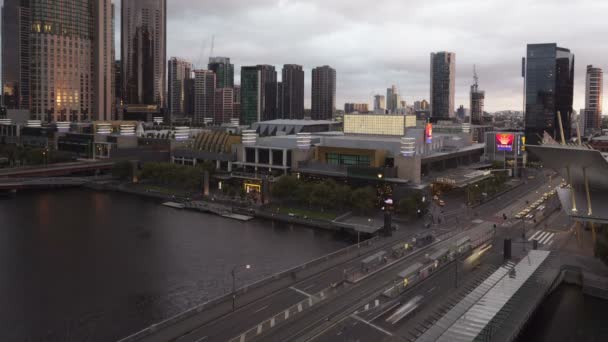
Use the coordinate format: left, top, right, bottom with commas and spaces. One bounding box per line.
106, 0, 607, 113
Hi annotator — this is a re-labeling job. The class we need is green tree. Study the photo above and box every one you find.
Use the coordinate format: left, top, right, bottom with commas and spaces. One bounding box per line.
333, 184, 352, 209
271, 175, 301, 201
311, 181, 334, 209
351, 187, 376, 214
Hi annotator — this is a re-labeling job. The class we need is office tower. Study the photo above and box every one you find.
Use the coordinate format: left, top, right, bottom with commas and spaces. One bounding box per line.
193, 70, 216, 124
208, 57, 234, 89
168, 57, 192, 119
470, 66, 485, 125
457, 105, 466, 121
2, 0, 30, 110
420, 99, 429, 110
240, 65, 277, 125
121, 0, 167, 108
1, 0, 114, 122
281, 64, 305, 119
115, 60, 123, 113
524, 43, 574, 145
344, 103, 369, 113
386, 85, 401, 113
374, 95, 386, 113
184, 78, 195, 119
430, 51, 456, 121
584, 65, 603, 136
277, 82, 284, 118
233, 85, 241, 122
311, 66, 336, 120
214, 88, 234, 124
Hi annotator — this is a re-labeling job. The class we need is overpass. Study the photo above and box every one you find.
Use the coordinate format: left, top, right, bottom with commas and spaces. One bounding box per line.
0, 177, 92, 190
0, 160, 115, 178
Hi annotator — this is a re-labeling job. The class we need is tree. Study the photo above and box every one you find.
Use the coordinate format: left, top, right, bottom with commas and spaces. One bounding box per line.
399, 197, 418, 217
333, 184, 352, 209
351, 187, 376, 214
311, 182, 334, 209
271, 175, 301, 201
112, 160, 133, 180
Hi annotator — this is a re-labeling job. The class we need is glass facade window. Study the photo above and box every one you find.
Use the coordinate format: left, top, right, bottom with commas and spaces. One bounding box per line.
326, 153, 371, 167
343, 114, 405, 136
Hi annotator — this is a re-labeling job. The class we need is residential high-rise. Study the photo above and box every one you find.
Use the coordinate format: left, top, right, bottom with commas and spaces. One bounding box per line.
193, 70, 216, 124
208, 57, 234, 89
386, 85, 400, 114
374, 95, 386, 113
344, 103, 369, 114
184, 78, 195, 119
524, 43, 574, 145
168, 57, 192, 119
470, 66, 485, 125
420, 99, 429, 110
1, 0, 114, 121
115, 60, 123, 117
584, 65, 603, 136
233, 85, 241, 123
240, 65, 277, 125
430, 52, 455, 121
281, 64, 305, 119
121, 0, 167, 108
214, 88, 234, 124
311, 65, 336, 120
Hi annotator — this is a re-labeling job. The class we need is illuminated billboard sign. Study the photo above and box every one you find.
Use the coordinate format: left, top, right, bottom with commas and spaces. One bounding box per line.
425, 123, 433, 144
496, 133, 515, 152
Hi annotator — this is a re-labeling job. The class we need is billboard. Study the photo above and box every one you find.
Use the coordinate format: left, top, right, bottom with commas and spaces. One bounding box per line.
425, 123, 433, 144
496, 133, 515, 152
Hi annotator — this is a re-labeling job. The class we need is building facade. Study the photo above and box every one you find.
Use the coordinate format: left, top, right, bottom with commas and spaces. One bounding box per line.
208, 57, 234, 89
214, 88, 234, 124
374, 95, 386, 114
311, 65, 336, 120
281, 64, 305, 119
1, 0, 114, 122
584, 65, 603, 136
344, 103, 369, 114
193, 70, 215, 124
524, 43, 574, 145
430, 52, 455, 121
121, 0, 167, 108
240, 65, 277, 125
168, 57, 192, 119
470, 71, 485, 125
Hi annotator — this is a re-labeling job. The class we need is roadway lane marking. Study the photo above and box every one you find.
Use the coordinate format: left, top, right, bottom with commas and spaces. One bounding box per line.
529, 231, 542, 241
302, 283, 317, 291
375, 299, 380, 307
257, 324, 262, 335
320, 291, 325, 299
309, 297, 314, 306
270, 318, 275, 328
351, 314, 394, 336
240, 334, 245, 342
541, 233, 555, 245
252, 305, 269, 314
427, 286, 437, 293
290, 286, 313, 298
194, 337, 208, 342
285, 309, 290, 319
365, 304, 370, 310
535, 232, 549, 243
298, 303, 303, 312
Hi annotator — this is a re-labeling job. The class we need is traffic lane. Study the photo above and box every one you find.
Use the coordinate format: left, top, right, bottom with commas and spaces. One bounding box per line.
175, 289, 308, 342
312, 316, 392, 342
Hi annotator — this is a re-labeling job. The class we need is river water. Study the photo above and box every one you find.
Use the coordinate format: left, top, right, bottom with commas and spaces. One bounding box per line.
0, 189, 348, 342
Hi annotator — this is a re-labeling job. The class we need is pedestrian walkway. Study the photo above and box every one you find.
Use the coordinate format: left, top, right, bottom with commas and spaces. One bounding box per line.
528, 230, 556, 247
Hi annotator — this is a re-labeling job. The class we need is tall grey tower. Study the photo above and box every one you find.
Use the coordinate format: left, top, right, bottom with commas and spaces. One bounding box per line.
470, 66, 485, 125
584, 65, 603, 136
2, 0, 114, 122
311, 65, 336, 120
121, 0, 167, 108
281, 64, 305, 119
430, 52, 455, 121
523, 43, 574, 145
168, 57, 192, 119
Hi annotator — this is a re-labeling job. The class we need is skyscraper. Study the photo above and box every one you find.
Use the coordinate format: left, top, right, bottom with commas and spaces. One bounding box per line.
470, 66, 485, 125
311, 65, 336, 120
240, 65, 277, 125
1, 0, 114, 122
281, 64, 305, 119
121, 0, 167, 108
584, 65, 603, 136
524, 43, 574, 145
214, 88, 234, 124
430, 52, 455, 121
374, 95, 386, 114
193, 70, 216, 124
208, 57, 234, 89
386, 85, 400, 114
168, 57, 192, 119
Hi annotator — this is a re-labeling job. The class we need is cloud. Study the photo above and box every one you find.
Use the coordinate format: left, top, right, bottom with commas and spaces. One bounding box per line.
113, 0, 608, 112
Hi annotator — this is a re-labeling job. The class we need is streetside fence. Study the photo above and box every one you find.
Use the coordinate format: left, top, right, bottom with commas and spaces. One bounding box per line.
118, 235, 380, 342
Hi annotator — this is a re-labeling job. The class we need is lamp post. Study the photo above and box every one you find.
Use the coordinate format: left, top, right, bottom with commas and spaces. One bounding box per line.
231, 264, 251, 311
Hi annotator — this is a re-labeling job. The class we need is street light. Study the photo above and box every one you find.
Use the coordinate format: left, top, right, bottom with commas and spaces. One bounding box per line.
231, 264, 252, 311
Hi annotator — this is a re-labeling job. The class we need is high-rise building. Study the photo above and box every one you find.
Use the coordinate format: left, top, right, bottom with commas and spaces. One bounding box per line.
233, 85, 241, 123
214, 88, 234, 124
121, 0, 167, 108
386, 85, 401, 114
374, 95, 386, 113
344, 103, 369, 114
193, 70, 216, 124
168, 57, 192, 119
184, 78, 195, 120
208, 57, 234, 89
584, 65, 603, 136
457, 105, 466, 121
311, 65, 336, 120
115, 60, 123, 118
524, 43, 574, 145
281, 64, 305, 119
240, 65, 277, 125
470, 66, 485, 125
420, 99, 429, 110
430, 51, 455, 121
1, 0, 114, 121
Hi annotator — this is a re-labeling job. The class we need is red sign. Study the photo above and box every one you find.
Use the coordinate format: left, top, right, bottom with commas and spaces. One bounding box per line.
496, 133, 514, 151
425, 123, 433, 144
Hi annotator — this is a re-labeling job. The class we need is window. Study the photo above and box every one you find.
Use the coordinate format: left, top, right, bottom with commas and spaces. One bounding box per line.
326, 153, 371, 167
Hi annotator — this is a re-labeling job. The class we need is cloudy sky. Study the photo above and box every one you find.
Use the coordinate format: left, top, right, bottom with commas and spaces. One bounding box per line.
123, 0, 606, 112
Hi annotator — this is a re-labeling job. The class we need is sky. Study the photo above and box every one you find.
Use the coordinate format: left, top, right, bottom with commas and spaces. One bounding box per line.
71, 0, 608, 112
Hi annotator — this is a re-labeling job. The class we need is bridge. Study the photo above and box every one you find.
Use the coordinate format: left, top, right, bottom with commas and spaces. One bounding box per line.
0, 176, 92, 190
0, 160, 115, 178
117, 172, 598, 342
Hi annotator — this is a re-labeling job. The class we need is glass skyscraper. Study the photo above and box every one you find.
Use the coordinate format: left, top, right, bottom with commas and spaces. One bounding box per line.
430, 52, 455, 121
208, 57, 234, 89
524, 43, 574, 145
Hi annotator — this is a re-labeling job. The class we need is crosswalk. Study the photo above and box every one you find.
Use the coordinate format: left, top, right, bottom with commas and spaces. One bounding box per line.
528, 230, 555, 246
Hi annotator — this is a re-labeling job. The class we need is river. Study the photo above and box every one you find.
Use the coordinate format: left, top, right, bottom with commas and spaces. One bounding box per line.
0, 189, 349, 342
